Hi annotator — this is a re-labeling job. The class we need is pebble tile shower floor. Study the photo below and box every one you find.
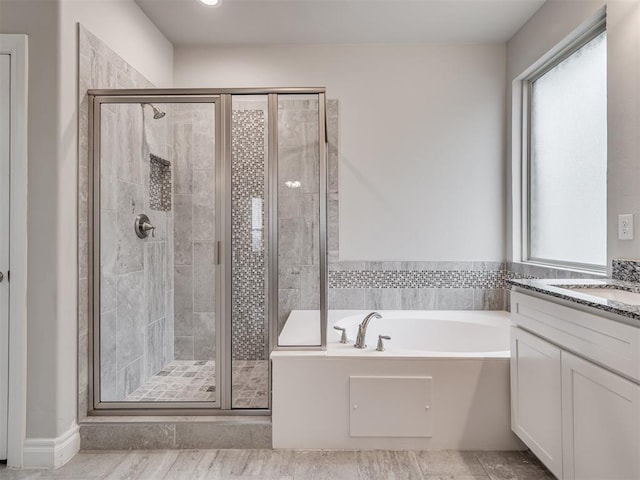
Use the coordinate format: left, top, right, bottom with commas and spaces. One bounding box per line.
124, 360, 269, 408
0, 449, 554, 479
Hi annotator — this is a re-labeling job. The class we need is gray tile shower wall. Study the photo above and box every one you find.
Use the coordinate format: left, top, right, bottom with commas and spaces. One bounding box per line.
171, 104, 216, 361
104, 102, 174, 400
277, 98, 321, 333
78, 26, 174, 407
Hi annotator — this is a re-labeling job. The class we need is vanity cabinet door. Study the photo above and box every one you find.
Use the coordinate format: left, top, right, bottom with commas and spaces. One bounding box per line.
511, 327, 563, 479
561, 351, 640, 480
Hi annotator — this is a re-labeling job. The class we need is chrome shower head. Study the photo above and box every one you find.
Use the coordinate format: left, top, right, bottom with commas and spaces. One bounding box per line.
141, 103, 166, 120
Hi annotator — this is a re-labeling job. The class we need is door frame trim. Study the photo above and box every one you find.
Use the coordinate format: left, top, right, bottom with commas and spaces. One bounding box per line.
0, 34, 29, 468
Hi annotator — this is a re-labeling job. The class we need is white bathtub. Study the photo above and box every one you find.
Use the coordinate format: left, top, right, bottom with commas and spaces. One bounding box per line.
272, 310, 522, 450
332, 310, 510, 356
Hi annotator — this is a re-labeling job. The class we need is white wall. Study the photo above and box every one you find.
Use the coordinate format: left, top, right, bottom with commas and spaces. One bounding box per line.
175, 43, 506, 261
506, 0, 640, 270
0, 0, 61, 442
0, 0, 173, 451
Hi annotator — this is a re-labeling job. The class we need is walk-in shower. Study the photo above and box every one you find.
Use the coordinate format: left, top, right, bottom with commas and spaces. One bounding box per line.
88, 89, 327, 413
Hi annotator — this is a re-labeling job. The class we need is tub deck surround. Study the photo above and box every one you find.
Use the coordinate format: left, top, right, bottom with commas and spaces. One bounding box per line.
509, 277, 640, 324
272, 310, 521, 450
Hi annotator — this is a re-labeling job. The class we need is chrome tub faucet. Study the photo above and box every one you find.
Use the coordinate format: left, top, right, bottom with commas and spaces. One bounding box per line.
354, 312, 382, 349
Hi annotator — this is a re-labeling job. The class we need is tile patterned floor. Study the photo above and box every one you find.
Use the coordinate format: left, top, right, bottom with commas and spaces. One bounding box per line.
124, 360, 269, 409
125, 361, 217, 402
0, 449, 555, 480
231, 360, 269, 409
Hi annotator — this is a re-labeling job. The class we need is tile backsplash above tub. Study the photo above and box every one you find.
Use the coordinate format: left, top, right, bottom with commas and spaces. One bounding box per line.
327, 260, 610, 312
328, 261, 507, 311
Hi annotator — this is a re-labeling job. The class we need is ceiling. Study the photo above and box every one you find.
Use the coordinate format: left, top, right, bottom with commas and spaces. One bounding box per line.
134, 0, 547, 46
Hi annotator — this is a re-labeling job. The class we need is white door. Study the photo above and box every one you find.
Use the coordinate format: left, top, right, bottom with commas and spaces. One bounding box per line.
0, 53, 10, 461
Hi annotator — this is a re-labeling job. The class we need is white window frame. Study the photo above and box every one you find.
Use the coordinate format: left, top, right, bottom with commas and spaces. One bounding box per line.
520, 16, 607, 273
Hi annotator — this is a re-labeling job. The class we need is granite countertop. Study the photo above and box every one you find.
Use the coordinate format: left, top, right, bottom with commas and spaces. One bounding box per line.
508, 277, 640, 322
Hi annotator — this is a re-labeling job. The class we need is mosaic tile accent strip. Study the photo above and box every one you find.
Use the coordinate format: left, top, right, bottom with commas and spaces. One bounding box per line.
231, 110, 267, 361
612, 259, 640, 283
149, 153, 171, 212
329, 269, 507, 289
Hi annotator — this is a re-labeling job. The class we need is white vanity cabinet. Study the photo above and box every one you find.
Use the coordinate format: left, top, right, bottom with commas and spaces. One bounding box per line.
561, 351, 640, 480
511, 327, 563, 478
511, 291, 640, 480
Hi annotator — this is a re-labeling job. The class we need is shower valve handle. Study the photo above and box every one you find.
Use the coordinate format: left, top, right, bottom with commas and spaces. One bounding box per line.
143, 222, 156, 238
135, 214, 156, 239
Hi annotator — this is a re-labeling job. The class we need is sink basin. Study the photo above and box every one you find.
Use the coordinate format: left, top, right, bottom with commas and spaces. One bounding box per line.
567, 288, 640, 305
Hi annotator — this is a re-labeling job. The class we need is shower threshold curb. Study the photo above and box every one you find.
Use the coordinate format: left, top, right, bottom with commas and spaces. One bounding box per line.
79, 416, 272, 450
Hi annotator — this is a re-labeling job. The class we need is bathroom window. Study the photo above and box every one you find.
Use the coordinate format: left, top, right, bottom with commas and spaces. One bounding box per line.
524, 25, 607, 271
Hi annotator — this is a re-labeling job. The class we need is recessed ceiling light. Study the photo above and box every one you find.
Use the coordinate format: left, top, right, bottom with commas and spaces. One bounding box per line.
200, 0, 221, 6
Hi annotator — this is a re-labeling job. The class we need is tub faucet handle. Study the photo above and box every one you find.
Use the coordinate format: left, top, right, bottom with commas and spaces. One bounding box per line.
376, 335, 391, 352
333, 326, 348, 344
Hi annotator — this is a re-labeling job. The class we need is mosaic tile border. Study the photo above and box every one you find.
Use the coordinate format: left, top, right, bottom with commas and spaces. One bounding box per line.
327, 260, 607, 300
329, 269, 507, 289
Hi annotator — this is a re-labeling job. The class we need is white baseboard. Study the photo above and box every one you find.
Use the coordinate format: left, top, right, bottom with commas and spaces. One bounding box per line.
23, 424, 80, 468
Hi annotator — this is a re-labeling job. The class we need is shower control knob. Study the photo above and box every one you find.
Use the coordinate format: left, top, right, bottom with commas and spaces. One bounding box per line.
135, 214, 156, 239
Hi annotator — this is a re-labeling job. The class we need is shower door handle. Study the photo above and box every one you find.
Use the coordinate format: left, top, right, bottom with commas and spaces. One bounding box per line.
214, 241, 221, 265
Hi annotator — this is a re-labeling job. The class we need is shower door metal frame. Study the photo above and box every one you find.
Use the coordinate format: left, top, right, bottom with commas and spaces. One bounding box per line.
88, 93, 226, 414
87, 88, 327, 416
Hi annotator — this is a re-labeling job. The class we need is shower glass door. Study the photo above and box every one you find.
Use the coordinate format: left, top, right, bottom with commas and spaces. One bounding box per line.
275, 94, 325, 349
93, 96, 221, 407
89, 89, 327, 413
